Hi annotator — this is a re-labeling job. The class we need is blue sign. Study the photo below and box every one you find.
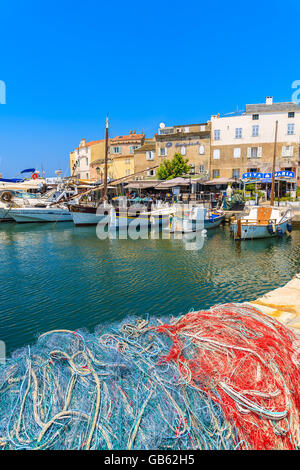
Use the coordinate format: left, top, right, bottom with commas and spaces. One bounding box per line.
242, 171, 294, 180
166, 142, 172, 148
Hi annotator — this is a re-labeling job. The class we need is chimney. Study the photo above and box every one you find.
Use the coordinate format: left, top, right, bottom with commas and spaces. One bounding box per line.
266, 96, 273, 105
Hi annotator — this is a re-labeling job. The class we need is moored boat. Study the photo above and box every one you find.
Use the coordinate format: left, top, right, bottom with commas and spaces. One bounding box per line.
69, 203, 110, 226
167, 206, 225, 233
9, 206, 73, 223
230, 206, 293, 240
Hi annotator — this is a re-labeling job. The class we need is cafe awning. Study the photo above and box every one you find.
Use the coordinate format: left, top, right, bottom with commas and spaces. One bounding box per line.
155, 177, 191, 189
124, 181, 161, 189
203, 178, 238, 185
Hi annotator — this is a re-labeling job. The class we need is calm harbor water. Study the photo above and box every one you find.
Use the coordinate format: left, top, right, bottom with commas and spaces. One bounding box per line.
0, 222, 299, 355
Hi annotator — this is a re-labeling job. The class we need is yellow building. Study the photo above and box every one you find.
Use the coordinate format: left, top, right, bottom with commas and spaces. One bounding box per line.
70, 151, 75, 175
90, 131, 145, 181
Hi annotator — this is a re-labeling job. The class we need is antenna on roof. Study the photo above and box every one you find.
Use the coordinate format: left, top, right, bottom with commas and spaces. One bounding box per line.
223, 106, 244, 116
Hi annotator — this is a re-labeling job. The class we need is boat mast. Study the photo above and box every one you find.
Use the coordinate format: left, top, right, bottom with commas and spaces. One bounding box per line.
103, 116, 109, 201
270, 120, 278, 206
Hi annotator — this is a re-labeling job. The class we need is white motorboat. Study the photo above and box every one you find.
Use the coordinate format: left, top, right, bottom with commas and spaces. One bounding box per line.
1, 185, 78, 222
9, 206, 73, 223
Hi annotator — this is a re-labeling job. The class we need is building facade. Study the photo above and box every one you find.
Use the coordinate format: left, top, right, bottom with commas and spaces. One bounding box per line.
133, 123, 211, 179
210, 97, 300, 183
70, 139, 105, 180
90, 131, 145, 182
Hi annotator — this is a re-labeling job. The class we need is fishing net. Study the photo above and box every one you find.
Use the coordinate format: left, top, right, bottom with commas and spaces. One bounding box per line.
0, 303, 299, 450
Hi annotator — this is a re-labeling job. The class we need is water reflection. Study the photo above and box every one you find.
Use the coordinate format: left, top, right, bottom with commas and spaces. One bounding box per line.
0, 222, 299, 355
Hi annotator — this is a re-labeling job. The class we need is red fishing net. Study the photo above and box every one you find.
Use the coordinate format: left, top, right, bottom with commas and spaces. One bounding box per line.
154, 303, 300, 450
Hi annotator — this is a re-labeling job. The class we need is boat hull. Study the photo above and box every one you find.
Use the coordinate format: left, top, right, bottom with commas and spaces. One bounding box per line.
69, 204, 109, 226
9, 208, 72, 223
71, 211, 108, 226
0, 207, 14, 220
204, 214, 225, 229
169, 213, 225, 232
231, 219, 291, 239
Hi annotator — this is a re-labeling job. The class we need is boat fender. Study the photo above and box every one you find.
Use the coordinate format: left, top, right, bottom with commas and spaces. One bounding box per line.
1, 191, 13, 203
287, 222, 292, 233
276, 226, 283, 237
267, 223, 275, 235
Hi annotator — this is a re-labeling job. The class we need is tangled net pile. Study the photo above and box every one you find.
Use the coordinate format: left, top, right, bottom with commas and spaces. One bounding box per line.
0, 303, 299, 450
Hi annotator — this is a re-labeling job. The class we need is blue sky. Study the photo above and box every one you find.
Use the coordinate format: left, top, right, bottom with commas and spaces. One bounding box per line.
0, 0, 299, 177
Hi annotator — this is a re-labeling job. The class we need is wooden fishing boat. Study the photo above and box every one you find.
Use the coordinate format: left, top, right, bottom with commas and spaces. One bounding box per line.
69, 203, 110, 226
167, 206, 225, 233
230, 206, 293, 240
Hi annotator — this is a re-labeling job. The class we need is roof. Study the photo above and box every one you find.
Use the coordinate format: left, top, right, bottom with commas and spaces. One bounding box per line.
124, 181, 161, 189
134, 142, 156, 152
156, 177, 191, 188
86, 139, 104, 147
162, 123, 208, 128
75, 139, 104, 150
204, 178, 238, 185
245, 102, 300, 114
111, 134, 144, 142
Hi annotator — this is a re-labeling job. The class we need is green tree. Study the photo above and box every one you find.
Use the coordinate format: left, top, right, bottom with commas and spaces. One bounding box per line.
157, 153, 191, 180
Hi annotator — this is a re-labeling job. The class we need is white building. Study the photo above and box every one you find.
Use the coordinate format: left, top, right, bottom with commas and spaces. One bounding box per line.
210, 97, 300, 184
72, 139, 92, 180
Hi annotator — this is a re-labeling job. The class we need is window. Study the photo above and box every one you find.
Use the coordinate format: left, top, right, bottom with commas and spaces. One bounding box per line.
235, 128, 242, 139
232, 169, 240, 179
252, 125, 259, 137
252, 114, 259, 120
212, 169, 220, 178
282, 146, 294, 157
247, 147, 262, 158
199, 145, 205, 155
86, 173, 89, 179
199, 165, 205, 173
129, 145, 140, 154
146, 151, 154, 160
86, 158, 89, 166
251, 147, 258, 158
181, 146, 186, 155
287, 123, 295, 135
249, 168, 258, 172
184, 127, 190, 133
234, 148, 241, 158
126, 169, 130, 176
190, 163, 195, 174
214, 129, 220, 140
147, 168, 156, 177
200, 125, 206, 131
213, 149, 220, 159
288, 112, 295, 118
159, 147, 167, 156
111, 146, 122, 154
